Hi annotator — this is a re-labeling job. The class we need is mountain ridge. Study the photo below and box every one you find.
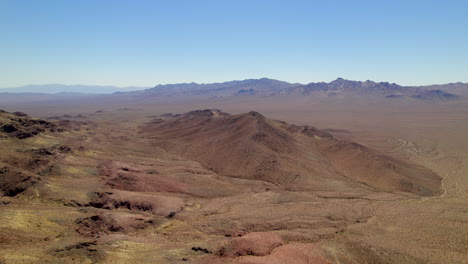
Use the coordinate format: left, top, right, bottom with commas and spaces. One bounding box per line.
284, 78, 461, 99
137, 78, 299, 97
117, 77, 463, 100
2, 78, 465, 100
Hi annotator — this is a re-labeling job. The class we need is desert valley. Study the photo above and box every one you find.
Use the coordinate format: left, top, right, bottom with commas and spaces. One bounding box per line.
1, 1, 468, 262
0, 78, 467, 263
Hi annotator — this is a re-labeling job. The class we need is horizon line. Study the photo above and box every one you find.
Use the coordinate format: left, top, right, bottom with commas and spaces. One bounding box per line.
1, 77, 467, 90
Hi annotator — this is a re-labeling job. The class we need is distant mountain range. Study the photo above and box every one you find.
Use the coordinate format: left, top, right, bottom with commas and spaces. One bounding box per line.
128, 77, 464, 100
126, 78, 298, 97
0, 84, 149, 94
2, 78, 467, 100
283, 78, 463, 100
285, 78, 405, 95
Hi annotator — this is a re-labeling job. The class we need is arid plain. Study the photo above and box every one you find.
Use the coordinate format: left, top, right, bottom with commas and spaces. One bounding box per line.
0, 91, 467, 263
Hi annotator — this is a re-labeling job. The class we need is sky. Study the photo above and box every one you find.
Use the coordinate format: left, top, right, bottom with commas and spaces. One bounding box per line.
1, 0, 467, 88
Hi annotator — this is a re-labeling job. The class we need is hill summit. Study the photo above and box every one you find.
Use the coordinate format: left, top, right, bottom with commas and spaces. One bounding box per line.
142, 109, 442, 196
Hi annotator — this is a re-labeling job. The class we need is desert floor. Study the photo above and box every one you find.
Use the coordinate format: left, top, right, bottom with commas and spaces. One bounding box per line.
0, 96, 466, 263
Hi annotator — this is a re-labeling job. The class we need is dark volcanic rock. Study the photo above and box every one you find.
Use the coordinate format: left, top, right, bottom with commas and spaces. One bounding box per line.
12, 112, 29, 117
0, 124, 19, 133
0, 166, 38, 197
0, 111, 61, 139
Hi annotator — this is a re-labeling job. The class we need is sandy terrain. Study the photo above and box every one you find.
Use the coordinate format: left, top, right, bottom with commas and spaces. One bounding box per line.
0, 95, 467, 263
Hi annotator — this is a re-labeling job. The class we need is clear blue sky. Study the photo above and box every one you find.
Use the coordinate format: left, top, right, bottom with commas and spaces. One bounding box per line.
1, 0, 467, 88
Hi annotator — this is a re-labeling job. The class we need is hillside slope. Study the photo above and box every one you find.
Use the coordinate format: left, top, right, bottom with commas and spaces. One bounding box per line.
142, 109, 442, 196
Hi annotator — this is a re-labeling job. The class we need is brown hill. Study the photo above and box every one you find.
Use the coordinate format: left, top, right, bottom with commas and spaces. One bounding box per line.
141, 109, 442, 196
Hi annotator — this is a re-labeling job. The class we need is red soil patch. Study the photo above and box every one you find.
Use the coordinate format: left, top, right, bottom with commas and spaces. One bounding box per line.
238, 243, 333, 264
99, 160, 190, 194
218, 232, 283, 257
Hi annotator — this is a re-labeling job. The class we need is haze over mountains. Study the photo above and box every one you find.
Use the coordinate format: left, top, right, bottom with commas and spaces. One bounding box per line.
0, 84, 149, 94
2, 78, 465, 101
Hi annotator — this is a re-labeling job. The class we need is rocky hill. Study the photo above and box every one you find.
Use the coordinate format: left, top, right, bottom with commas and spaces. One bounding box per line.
141, 109, 442, 196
